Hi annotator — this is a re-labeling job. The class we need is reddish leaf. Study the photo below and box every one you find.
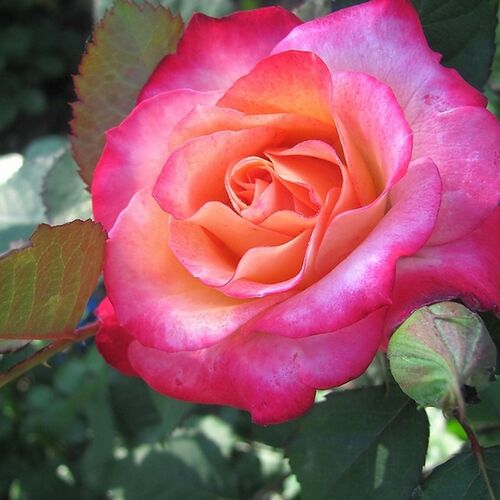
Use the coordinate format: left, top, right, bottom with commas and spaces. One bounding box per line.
70, 0, 183, 187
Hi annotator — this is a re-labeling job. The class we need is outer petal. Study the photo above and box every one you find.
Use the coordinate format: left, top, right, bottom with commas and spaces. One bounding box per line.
251, 158, 442, 338
127, 308, 386, 424
95, 298, 137, 376
105, 190, 293, 352
92, 89, 219, 231
384, 208, 500, 347
139, 7, 301, 100
273, 0, 485, 128
413, 107, 500, 244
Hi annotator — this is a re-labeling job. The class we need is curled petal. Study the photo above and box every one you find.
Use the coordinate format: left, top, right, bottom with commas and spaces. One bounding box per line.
259, 209, 316, 236
168, 202, 291, 290
169, 105, 339, 152
267, 147, 343, 206
92, 89, 219, 231
220, 229, 313, 298
313, 71, 414, 276
179, 201, 290, 255
105, 190, 293, 352
331, 71, 413, 205
153, 127, 285, 219
314, 196, 388, 277
218, 50, 334, 124
251, 158, 442, 338
170, 205, 313, 298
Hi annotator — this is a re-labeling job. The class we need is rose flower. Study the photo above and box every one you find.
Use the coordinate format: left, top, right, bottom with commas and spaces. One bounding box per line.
93, 0, 500, 424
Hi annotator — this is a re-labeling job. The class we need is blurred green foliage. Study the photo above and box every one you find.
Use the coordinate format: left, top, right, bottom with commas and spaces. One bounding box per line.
0, 136, 91, 253
0, 342, 301, 499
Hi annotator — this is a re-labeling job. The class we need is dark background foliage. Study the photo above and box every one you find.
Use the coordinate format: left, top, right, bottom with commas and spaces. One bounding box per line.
0, 0, 91, 153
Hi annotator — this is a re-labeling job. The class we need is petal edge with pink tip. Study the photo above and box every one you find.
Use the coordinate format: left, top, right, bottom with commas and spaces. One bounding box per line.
92, 89, 219, 231
272, 0, 485, 129
383, 208, 500, 348
139, 7, 302, 100
126, 308, 386, 424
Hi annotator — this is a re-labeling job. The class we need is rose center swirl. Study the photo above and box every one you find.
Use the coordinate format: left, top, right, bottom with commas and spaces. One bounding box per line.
225, 148, 346, 226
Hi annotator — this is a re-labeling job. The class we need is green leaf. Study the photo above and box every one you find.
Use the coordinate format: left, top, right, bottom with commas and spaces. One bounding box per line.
286, 386, 429, 500
170, 0, 233, 19
83, 377, 116, 494
42, 151, 92, 225
108, 375, 163, 443
150, 390, 194, 436
420, 446, 500, 498
108, 434, 237, 499
15, 461, 77, 500
467, 383, 500, 448
482, 312, 500, 374
108, 374, 193, 444
0, 136, 66, 253
0, 339, 30, 355
330, 0, 366, 12
412, 0, 498, 90
70, 0, 184, 188
239, 0, 262, 10
0, 220, 105, 340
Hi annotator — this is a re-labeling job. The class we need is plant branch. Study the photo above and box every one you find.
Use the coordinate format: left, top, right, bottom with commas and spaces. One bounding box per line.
453, 409, 497, 500
0, 322, 99, 389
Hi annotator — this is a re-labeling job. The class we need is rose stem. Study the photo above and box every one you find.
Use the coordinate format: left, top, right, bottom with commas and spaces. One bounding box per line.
0, 322, 99, 389
453, 409, 496, 500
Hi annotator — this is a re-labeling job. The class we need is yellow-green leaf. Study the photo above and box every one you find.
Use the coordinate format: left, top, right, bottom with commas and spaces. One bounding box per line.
0, 220, 106, 340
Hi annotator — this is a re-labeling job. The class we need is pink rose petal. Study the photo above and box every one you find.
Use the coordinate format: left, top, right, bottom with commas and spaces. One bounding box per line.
105, 190, 293, 352
251, 158, 442, 338
384, 208, 500, 348
92, 89, 219, 231
95, 298, 137, 377
273, 0, 485, 127
126, 308, 386, 424
139, 7, 301, 99
413, 107, 500, 244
